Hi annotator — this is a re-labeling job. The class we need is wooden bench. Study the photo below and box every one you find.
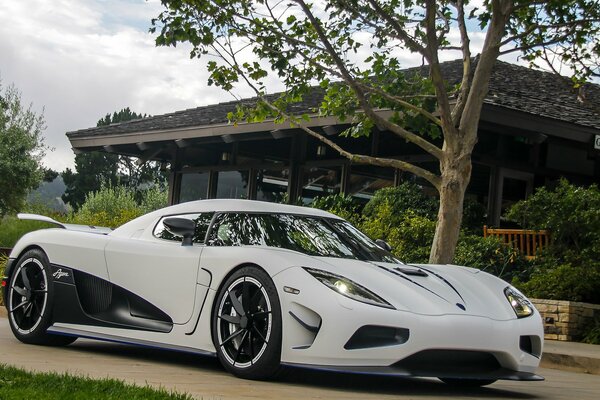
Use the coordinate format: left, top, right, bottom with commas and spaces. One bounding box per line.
483, 226, 550, 260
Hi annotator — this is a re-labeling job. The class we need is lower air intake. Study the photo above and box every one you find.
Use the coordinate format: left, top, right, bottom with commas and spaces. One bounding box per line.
393, 349, 501, 375
344, 325, 410, 350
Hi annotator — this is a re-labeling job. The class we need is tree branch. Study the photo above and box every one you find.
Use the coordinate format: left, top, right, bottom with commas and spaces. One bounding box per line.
451, 0, 472, 126
293, 0, 443, 159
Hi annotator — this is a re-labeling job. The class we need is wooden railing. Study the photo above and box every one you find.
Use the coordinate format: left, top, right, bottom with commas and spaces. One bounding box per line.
483, 226, 550, 260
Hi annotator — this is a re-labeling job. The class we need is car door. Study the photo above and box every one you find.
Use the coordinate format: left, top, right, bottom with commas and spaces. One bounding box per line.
104, 213, 213, 324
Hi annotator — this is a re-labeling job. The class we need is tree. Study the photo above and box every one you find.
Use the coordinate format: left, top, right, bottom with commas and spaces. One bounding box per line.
62, 151, 119, 210
151, 0, 600, 263
62, 108, 167, 209
0, 81, 47, 216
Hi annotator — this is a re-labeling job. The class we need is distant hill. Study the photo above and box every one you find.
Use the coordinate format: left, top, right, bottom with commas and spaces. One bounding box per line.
27, 176, 68, 213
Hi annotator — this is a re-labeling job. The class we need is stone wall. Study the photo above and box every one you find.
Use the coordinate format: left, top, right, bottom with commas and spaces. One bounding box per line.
531, 298, 600, 341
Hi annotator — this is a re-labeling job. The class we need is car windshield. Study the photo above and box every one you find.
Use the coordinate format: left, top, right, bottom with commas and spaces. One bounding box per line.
207, 212, 399, 263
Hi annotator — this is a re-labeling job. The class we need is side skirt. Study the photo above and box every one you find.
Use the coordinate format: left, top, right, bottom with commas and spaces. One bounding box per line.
46, 326, 216, 358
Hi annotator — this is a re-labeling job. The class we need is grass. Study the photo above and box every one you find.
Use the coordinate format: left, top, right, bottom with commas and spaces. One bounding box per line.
0, 216, 57, 248
0, 364, 194, 400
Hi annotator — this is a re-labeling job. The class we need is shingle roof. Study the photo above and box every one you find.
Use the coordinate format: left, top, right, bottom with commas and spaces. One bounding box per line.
67, 59, 600, 139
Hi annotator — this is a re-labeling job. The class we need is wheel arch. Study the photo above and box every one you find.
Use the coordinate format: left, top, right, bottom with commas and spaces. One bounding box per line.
5, 245, 48, 278
209, 262, 271, 324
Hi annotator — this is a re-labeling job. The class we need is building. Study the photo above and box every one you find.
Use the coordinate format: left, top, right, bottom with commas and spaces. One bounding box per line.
67, 60, 600, 226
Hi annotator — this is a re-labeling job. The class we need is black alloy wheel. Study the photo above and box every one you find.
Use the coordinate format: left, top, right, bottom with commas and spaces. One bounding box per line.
212, 266, 282, 380
7, 249, 76, 346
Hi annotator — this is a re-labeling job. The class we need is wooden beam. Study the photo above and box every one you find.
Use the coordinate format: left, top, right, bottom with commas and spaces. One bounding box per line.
136, 147, 163, 166
175, 139, 190, 148
136, 142, 152, 151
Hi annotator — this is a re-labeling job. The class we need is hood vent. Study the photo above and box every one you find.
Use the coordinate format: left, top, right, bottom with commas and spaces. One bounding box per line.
395, 267, 428, 277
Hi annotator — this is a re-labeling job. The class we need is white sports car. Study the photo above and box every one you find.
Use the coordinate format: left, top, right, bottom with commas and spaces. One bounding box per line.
2, 200, 543, 385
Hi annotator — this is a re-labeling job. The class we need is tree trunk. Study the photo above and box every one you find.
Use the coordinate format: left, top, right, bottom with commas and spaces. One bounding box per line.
429, 153, 472, 264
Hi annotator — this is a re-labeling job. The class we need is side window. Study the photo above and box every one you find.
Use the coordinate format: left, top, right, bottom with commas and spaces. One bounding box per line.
207, 213, 265, 246
153, 213, 214, 244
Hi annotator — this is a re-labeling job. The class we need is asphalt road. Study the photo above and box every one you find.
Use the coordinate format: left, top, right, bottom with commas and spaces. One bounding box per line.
1, 317, 599, 400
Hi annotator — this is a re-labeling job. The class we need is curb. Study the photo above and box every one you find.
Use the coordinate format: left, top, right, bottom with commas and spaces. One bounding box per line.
541, 351, 600, 375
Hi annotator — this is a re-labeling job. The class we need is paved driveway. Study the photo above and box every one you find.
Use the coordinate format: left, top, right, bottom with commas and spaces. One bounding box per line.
1, 317, 599, 400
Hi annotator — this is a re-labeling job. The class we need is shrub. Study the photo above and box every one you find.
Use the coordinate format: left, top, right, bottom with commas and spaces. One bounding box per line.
360, 200, 435, 263
461, 198, 487, 233
140, 186, 168, 214
454, 235, 530, 282
362, 182, 438, 222
311, 194, 363, 225
0, 216, 56, 248
506, 179, 600, 303
72, 184, 142, 228
360, 182, 486, 233
506, 179, 600, 261
582, 317, 600, 345
514, 263, 600, 304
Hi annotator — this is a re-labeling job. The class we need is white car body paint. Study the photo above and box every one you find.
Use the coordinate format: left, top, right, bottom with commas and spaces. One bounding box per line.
6, 199, 543, 380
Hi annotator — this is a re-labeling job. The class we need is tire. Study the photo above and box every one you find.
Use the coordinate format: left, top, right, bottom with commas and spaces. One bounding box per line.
6, 249, 76, 346
440, 378, 497, 387
212, 266, 282, 380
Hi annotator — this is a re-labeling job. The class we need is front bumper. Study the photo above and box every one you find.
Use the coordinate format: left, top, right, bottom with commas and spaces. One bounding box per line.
282, 363, 544, 381
274, 267, 544, 381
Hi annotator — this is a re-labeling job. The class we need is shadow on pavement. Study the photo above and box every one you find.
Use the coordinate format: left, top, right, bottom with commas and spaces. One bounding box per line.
67, 339, 539, 399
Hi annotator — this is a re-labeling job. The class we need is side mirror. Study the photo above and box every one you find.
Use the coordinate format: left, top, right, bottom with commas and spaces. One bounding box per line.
163, 217, 195, 246
375, 239, 392, 252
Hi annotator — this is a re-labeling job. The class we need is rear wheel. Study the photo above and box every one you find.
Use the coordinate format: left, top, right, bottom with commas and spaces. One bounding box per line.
212, 266, 282, 380
7, 249, 76, 346
440, 378, 497, 387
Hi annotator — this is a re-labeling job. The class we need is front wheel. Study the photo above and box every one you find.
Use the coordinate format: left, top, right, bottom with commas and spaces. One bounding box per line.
7, 249, 76, 346
212, 266, 282, 380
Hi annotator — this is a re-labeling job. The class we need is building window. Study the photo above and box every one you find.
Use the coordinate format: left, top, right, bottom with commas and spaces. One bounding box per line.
256, 168, 289, 203
216, 170, 249, 199
301, 166, 341, 203
348, 170, 393, 202
180, 172, 210, 202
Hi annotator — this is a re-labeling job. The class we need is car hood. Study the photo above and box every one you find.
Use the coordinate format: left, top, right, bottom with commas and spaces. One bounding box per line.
312, 258, 516, 320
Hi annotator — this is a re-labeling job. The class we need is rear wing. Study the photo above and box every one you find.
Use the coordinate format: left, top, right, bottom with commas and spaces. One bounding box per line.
17, 213, 112, 235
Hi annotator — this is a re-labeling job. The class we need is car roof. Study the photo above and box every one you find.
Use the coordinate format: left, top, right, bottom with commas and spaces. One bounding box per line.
109, 199, 343, 238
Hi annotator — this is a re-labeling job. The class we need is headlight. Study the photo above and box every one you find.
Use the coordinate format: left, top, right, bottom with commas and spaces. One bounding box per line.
304, 268, 394, 309
504, 286, 534, 318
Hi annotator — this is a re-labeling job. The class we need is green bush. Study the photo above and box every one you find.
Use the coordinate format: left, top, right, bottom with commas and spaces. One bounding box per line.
71, 184, 142, 228
0, 216, 56, 248
506, 179, 600, 261
506, 179, 600, 303
140, 186, 169, 214
360, 183, 486, 232
311, 193, 363, 225
582, 317, 600, 345
454, 235, 529, 282
340, 198, 435, 263
461, 198, 487, 233
514, 263, 600, 304
362, 182, 438, 222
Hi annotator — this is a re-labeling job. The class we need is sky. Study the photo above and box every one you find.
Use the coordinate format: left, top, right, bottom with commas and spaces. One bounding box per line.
0, 0, 526, 172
